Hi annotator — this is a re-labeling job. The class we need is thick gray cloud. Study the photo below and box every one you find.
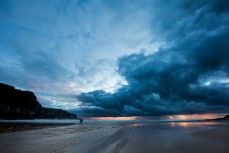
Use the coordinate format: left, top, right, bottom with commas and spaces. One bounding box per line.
76, 0, 229, 116
1, 0, 228, 115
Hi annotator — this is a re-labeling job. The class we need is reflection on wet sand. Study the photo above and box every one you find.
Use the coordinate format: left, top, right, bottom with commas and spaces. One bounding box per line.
128, 121, 222, 128
169, 121, 219, 128
170, 122, 192, 127
89, 116, 138, 121
128, 123, 147, 127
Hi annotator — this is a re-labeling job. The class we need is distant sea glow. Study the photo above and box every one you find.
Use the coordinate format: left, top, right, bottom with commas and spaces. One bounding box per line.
88, 113, 226, 121
89, 116, 138, 121
167, 113, 226, 120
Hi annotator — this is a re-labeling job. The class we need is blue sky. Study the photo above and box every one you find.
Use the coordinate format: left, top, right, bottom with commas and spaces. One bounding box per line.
0, 0, 229, 116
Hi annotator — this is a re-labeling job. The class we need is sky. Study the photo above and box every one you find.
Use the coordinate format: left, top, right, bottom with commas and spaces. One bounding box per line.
0, 0, 229, 117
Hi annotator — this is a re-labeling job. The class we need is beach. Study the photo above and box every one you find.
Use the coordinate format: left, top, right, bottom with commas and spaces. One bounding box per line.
0, 121, 228, 153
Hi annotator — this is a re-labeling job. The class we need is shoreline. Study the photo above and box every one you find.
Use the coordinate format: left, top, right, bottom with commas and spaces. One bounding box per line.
0, 118, 228, 133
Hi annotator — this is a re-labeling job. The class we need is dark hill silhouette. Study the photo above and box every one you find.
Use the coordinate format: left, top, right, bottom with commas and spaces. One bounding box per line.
206, 114, 229, 121
0, 82, 77, 119
223, 115, 229, 119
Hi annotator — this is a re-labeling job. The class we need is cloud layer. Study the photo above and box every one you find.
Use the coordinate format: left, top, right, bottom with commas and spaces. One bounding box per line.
76, 0, 229, 116
0, 0, 228, 116
0, 0, 155, 108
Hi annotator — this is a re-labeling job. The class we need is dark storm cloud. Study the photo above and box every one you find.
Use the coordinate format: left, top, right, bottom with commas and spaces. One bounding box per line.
76, 0, 229, 116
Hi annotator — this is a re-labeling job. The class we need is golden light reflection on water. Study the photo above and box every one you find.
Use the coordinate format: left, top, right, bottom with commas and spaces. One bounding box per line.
89, 116, 138, 121
128, 121, 220, 128
129, 123, 146, 127
169, 121, 218, 128
170, 122, 191, 128
128, 121, 219, 128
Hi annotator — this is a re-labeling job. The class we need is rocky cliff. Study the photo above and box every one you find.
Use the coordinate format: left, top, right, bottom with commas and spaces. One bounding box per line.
0, 82, 77, 119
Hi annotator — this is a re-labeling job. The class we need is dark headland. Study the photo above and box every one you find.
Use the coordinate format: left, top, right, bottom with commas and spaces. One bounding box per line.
0, 82, 77, 119
209, 114, 229, 121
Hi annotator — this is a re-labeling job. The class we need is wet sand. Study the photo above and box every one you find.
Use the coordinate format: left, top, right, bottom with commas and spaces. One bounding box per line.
0, 121, 228, 153
0, 122, 123, 153
90, 122, 229, 153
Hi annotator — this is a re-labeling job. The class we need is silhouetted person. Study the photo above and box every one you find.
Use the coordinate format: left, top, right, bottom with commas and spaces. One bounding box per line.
80, 118, 84, 124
